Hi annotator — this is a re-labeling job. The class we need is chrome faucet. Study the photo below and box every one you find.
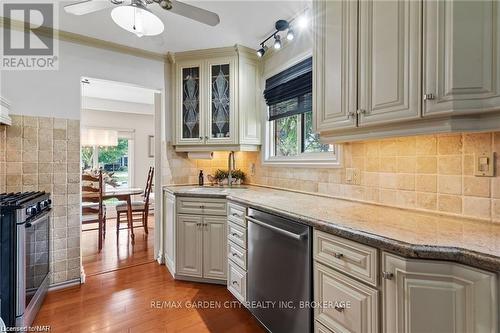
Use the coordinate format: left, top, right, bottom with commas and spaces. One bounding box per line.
228, 151, 235, 186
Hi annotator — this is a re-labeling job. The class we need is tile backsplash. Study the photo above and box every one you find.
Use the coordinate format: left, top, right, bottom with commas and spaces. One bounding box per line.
249, 133, 500, 223
1, 115, 81, 285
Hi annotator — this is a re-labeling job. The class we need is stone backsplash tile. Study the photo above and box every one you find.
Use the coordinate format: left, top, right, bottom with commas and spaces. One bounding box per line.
2, 115, 80, 285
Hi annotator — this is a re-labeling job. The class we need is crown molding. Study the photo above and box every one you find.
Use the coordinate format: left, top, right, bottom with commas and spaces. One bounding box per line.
0, 17, 168, 62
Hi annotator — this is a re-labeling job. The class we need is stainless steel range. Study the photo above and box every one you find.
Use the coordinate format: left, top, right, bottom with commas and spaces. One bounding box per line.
0, 191, 51, 328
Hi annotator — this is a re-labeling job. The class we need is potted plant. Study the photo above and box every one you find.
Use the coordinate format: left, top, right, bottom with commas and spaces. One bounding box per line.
214, 169, 229, 186
231, 169, 246, 185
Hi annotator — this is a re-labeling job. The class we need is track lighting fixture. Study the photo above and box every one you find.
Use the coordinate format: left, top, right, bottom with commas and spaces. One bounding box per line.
273, 34, 282, 50
256, 10, 309, 57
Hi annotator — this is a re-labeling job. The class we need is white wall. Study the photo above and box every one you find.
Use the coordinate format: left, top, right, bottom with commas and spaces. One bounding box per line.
0, 35, 165, 119
81, 109, 154, 189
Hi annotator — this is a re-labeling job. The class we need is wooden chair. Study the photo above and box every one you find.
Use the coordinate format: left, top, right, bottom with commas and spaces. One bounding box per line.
116, 167, 154, 235
82, 170, 106, 251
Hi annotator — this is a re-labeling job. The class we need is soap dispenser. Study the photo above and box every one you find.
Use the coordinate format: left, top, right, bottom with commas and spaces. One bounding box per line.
199, 170, 204, 186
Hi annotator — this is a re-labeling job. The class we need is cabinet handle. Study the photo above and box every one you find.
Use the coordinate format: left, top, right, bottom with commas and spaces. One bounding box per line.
232, 213, 241, 217
424, 93, 435, 100
199, 205, 205, 209
232, 252, 241, 258
382, 271, 394, 280
231, 232, 240, 238
334, 305, 345, 313
347, 111, 356, 119
325, 249, 344, 259
232, 280, 239, 287
356, 109, 366, 115
199, 137, 203, 140
205, 136, 209, 140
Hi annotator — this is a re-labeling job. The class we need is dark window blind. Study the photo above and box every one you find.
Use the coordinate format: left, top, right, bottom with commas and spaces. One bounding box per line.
264, 57, 312, 121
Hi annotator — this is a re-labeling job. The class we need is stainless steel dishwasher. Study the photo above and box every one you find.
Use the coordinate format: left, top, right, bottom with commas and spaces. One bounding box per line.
246, 208, 312, 333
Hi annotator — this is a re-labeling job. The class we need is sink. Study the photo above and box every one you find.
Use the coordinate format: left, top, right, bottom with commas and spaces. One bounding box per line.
184, 186, 248, 193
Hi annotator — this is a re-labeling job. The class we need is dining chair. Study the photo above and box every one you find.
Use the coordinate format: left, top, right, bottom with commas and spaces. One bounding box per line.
116, 167, 154, 235
81, 170, 107, 251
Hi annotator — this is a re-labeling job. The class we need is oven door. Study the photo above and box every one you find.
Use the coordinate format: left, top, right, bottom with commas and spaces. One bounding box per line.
16, 209, 50, 325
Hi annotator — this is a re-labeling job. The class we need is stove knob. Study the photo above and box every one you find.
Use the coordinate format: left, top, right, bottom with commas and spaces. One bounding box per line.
27, 207, 37, 215
47, 199, 52, 205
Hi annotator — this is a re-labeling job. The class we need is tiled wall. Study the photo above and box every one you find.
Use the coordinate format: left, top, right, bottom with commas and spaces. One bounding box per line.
2, 115, 81, 285
247, 132, 500, 223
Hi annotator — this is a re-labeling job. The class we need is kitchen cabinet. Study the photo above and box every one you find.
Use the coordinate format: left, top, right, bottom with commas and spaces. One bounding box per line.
382, 252, 498, 333
166, 195, 227, 282
170, 45, 261, 152
226, 202, 248, 303
163, 192, 176, 275
313, 0, 500, 142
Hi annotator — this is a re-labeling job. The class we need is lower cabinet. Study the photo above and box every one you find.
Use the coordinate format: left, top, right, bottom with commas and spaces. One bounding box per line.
176, 213, 227, 281
382, 252, 498, 333
226, 202, 248, 303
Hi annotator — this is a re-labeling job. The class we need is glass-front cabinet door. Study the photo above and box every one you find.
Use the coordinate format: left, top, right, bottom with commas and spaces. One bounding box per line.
206, 58, 235, 144
177, 63, 205, 144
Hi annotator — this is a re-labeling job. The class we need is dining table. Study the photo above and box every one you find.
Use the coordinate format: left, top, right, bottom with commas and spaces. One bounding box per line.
83, 187, 143, 240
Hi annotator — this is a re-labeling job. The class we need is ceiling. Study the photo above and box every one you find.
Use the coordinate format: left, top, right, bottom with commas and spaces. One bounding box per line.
82, 77, 156, 114
59, 1, 309, 54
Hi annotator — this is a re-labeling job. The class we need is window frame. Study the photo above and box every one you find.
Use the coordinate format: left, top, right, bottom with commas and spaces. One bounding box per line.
262, 53, 340, 168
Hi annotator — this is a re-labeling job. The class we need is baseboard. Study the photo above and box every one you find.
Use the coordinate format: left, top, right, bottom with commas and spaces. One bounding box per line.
174, 274, 226, 285
48, 278, 81, 291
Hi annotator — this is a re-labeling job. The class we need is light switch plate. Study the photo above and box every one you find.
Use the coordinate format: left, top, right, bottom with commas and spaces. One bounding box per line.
345, 168, 361, 185
474, 152, 495, 177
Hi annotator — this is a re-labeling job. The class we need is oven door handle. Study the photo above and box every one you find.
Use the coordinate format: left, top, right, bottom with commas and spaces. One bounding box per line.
25, 209, 51, 228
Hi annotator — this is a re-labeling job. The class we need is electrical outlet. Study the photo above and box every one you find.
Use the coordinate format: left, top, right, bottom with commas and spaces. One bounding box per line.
345, 168, 361, 185
250, 163, 256, 176
474, 152, 495, 177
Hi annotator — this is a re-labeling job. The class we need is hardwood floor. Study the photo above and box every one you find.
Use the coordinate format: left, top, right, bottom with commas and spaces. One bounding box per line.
33, 262, 265, 333
82, 210, 155, 276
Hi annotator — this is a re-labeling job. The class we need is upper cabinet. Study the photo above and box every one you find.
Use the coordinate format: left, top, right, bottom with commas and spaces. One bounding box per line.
313, 0, 500, 142
170, 45, 261, 152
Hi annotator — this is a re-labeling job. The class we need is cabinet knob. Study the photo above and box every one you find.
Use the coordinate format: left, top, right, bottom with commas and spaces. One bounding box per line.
348, 111, 356, 119
333, 253, 344, 259
382, 271, 394, 280
356, 109, 366, 115
199, 137, 203, 140
334, 305, 345, 313
205, 136, 209, 140
424, 93, 435, 100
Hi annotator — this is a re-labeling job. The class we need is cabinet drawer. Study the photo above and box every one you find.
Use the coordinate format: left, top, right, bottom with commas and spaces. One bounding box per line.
228, 240, 246, 270
177, 197, 226, 216
314, 230, 378, 287
228, 260, 246, 303
228, 221, 246, 249
227, 202, 246, 227
315, 320, 334, 333
315, 262, 378, 333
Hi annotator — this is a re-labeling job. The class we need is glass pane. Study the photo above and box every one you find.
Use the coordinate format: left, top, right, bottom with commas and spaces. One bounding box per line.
182, 67, 200, 139
303, 111, 332, 153
81, 146, 94, 170
211, 64, 230, 138
274, 115, 299, 156
98, 138, 129, 189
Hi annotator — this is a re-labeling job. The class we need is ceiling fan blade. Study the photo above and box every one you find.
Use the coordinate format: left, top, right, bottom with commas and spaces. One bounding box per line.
168, 1, 220, 27
64, 0, 114, 16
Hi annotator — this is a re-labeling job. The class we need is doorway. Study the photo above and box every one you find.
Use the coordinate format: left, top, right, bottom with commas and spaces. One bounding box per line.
79, 77, 160, 276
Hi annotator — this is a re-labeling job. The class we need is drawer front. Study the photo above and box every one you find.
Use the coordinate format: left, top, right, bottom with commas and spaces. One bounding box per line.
227, 202, 246, 227
228, 221, 247, 249
314, 230, 378, 287
177, 197, 226, 216
315, 320, 334, 333
228, 240, 247, 270
315, 262, 378, 333
228, 260, 246, 303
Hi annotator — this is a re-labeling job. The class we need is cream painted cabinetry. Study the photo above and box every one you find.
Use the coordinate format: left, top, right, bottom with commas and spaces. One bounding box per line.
313, 0, 500, 142
171, 196, 227, 282
226, 202, 248, 303
170, 45, 261, 152
163, 192, 176, 275
382, 252, 498, 333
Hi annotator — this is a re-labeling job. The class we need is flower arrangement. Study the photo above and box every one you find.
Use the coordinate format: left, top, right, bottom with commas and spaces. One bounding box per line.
210, 169, 246, 185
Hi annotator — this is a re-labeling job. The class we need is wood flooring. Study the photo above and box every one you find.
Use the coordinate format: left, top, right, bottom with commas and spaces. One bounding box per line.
33, 262, 264, 332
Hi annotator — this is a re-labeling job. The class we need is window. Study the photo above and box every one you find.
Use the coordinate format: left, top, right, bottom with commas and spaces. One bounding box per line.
263, 57, 339, 166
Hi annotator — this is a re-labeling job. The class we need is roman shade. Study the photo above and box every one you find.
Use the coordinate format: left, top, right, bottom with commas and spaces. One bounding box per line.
264, 57, 312, 121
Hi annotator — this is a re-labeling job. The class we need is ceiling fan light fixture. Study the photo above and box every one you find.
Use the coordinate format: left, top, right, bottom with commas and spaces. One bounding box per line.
111, 2, 164, 37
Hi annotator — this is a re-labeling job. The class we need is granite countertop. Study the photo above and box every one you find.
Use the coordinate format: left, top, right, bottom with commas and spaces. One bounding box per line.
164, 185, 500, 272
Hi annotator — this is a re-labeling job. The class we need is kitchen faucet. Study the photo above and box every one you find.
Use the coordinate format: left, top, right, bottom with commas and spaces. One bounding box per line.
228, 151, 235, 186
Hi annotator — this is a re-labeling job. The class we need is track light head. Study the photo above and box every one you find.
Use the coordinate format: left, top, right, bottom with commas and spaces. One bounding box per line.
286, 28, 294, 41
273, 34, 282, 50
256, 45, 268, 58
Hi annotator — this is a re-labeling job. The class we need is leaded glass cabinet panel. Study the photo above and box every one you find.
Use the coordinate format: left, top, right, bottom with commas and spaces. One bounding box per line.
182, 66, 201, 140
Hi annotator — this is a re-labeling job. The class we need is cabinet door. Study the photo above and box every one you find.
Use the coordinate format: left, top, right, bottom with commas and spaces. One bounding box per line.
382, 252, 498, 333
176, 61, 205, 145
164, 193, 176, 275
424, 0, 500, 116
313, 0, 358, 132
358, 0, 422, 126
205, 57, 236, 145
176, 214, 203, 277
203, 216, 227, 280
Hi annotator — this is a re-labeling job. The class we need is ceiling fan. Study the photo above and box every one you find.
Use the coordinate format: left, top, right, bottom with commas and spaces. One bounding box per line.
64, 0, 220, 37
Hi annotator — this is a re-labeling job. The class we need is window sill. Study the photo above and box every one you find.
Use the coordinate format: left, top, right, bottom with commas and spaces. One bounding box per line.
262, 155, 342, 168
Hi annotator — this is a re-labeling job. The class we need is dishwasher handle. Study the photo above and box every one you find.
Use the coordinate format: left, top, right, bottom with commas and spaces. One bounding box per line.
246, 215, 305, 240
